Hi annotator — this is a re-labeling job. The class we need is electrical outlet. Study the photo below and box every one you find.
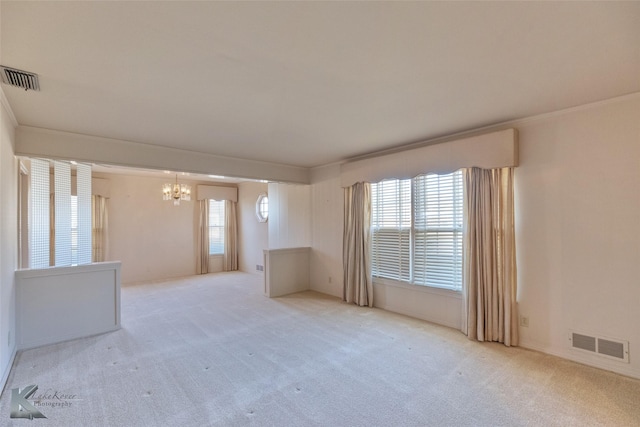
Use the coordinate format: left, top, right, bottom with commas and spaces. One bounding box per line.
520, 316, 529, 327
256, 264, 264, 272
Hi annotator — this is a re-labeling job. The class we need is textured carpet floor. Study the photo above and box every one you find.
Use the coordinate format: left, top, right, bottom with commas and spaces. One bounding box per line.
1, 272, 639, 426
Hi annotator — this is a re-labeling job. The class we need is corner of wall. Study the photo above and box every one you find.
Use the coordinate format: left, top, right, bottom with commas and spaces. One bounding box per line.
0, 87, 18, 394
0, 345, 17, 394
309, 165, 344, 298
310, 163, 341, 184
237, 181, 269, 275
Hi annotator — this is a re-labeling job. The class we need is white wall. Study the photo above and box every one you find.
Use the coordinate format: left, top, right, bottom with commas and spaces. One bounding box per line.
308, 94, 640, 378
16, 126, 309, 184
237, 181, 269, 274
94, 173, 215, 284
15, 262, 121, 350
0, 88, 18, 389
268, 182, 311, 249
310, 165, 343, 297
515, 95, 640, 378
264, 247, 310, 297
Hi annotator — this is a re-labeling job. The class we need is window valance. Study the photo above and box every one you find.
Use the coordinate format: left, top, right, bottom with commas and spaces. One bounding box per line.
197, 185, 238, 202
340, 128, 518, 187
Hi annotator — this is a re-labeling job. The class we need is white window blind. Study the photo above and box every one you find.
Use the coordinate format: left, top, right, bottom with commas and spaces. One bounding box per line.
29, 159, 50, 269
208, 199, 225, 255
76, 163, 92, 265
54, 161, 72, 266
371, 171, 463, 291
71, 195, 78, 265
28, 159, 93, 269
371, 179, 411, 282
412, 172, 463, 290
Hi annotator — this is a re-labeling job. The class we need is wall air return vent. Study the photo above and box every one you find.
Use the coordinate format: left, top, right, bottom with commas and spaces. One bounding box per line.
571, 332, 596, 352
597, 337, 626, 360
569, 331, 629, 363
0, 65, 40, 91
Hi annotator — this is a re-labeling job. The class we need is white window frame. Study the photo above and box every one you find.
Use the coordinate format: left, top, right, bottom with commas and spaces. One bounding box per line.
371, 170, 463, 292
208, 199, 225, 255
255, 193, 268, 222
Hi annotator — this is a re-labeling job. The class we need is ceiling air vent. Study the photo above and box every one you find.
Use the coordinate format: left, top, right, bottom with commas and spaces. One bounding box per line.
0, 65, 40, 91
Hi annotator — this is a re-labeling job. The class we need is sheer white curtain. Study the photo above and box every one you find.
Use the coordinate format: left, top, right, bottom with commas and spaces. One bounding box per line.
462, 167, 518, 346
343, 182, 373, 307
92, 195, 109, 262
197, 200, 209, 274
224, 200, 238, 271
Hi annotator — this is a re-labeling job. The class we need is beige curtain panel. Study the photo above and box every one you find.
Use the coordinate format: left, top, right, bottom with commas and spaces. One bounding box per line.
463, 167, 518, 346
224, 201, 238, 271
343, 182, 373, 307
197, 200, 209, 275
92, 195, 109, 262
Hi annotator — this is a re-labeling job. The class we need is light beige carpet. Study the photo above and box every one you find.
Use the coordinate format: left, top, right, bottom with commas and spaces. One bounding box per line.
1, 272, 639, 426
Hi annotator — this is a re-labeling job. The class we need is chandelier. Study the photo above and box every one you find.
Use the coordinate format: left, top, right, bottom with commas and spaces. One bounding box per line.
163, 174, 191, 206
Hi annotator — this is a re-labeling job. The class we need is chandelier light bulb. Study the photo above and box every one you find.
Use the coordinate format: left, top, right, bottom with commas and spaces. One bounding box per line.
163, 174, 191, 206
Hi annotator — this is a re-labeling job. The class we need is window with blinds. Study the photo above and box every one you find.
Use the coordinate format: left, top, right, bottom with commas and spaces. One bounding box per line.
27, 158, 93, 269
76, 163, 92, 265
71, 195, 78, 265
371, 179, 411, 281
54, 161, 72, 266
371, 170, 463, 291
30, 159, 50, 269
208, 199, 225, 255
413, 172, 463, 289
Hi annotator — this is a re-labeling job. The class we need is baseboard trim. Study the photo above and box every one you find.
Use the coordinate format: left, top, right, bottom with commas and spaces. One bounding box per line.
519, 339, 640, 380
0, 346, 18, 396
374, 302, 462, 330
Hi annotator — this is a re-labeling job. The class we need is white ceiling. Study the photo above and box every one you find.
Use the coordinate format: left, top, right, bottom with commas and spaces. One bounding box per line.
2, 2, 639, 169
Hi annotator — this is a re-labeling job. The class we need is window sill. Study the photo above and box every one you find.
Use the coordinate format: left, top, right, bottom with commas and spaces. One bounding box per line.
373, 277, 462, 299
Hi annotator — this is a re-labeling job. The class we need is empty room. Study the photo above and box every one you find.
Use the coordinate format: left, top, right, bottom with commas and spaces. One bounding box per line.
1, 2, 639, 426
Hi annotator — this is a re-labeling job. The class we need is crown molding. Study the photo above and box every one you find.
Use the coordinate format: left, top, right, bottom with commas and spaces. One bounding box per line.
0, 86, 18, 127
343, 91, 640, 165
